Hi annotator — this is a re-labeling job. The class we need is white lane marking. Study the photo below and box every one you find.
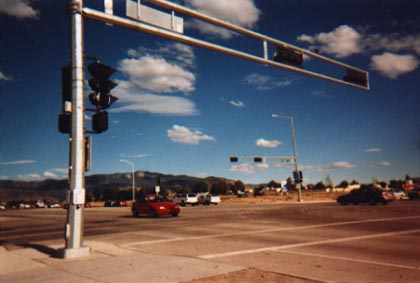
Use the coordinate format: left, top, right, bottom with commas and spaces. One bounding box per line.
121, 215, 420, 247
277, 250, 420, 271
199, 228, 420, 259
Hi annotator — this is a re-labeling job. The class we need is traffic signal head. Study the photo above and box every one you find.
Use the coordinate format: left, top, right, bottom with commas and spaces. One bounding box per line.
89, 92, 118, 109
62, 65, 72, 108
58, 113, 71, 134
88, 62, 116, 82
92, 111, 108, 133
343, 68, 368, 87
293, 170, 303, 183
253, 157, 263, 163
274, 45, 304, 68
88, 61, 118, 109
230, 156, 239, 162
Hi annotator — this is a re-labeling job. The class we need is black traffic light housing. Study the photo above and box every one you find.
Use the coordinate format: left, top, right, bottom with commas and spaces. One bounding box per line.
92, 111, 108, 133
253, 157, 263, 163
62, 65, 72, 104
343, 68, 368, 87
58, 113, 71, 134
293, 170, 303, 184
274, 45, 304, 68
87, 61, 118, 109
229, 156, 239, 162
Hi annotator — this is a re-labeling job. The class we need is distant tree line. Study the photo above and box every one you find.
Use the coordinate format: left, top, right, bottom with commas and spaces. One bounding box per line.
86, 174, 417, 202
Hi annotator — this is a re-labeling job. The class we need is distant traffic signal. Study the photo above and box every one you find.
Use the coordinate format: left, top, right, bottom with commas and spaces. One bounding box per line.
253, 157, 263, 163
87, 61, 118, 109
229, 156, 239, 162
274, 45, 304, 68
293, 170, 303, 183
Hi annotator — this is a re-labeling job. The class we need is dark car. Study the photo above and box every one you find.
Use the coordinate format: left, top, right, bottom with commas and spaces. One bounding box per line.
104, 200, 127, 207
132, 195, 180, 217
408, 188, 420, 200
337, 186, 395, 205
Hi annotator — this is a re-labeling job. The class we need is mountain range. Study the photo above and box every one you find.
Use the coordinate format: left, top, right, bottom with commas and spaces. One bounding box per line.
0, 171, 238, 203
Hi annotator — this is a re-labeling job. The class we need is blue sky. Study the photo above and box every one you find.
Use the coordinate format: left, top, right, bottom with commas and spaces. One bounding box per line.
0, 0, 419, 185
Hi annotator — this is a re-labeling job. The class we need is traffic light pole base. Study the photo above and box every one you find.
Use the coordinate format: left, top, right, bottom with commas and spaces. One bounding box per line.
59, 246, 90, 259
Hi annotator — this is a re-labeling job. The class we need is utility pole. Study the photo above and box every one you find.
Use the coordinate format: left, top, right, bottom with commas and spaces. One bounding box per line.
62, 0, 90, 259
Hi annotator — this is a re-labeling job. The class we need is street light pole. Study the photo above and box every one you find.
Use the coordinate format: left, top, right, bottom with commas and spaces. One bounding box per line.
120, 160, 135, 201
272, 114, 302, 202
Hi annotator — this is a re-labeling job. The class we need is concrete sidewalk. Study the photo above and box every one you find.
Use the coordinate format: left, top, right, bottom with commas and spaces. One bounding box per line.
0, 241, 243, 283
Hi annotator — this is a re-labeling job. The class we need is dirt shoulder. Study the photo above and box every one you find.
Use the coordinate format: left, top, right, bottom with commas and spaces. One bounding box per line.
220, 191, 339, 204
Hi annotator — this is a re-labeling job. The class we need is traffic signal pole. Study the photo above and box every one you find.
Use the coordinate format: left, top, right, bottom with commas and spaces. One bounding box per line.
289, 117, 302, 203
61, 0, 90, 259
272, 114, 302, 202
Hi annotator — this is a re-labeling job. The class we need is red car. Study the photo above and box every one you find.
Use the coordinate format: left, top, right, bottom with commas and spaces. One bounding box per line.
132, 195, 180, 217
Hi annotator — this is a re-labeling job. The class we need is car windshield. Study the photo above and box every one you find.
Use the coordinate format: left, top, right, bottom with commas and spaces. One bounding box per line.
148, 195, 171, 202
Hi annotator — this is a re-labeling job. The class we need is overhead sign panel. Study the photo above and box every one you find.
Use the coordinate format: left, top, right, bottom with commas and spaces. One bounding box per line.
126, 0, 183, 34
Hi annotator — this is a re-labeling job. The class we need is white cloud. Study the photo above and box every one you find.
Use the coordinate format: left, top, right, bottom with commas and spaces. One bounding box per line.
297, 25, 362, 58
370, 52, 419, 79
243, 73, 295, 90
51, 168, 68, 174
256, 138, 281, 148
119, 56, 196, 94
42, 168, 67, 179
127, 48, 138, 57
0, 0, 39, 19
18, 173, 41, 180
297, 26, 420, 78
296, 34, 314, 44
326, 161, 356, 169
183, 0, 261, 39
230, 100, 245, 108
167, 125, 216, 145
131, 43, 196, 68
363, 33, 420, 56
113, 43, 199, 116
121, 154, 149, 159
300, 165, 326, 173
0, 71, 12, 81
111, 90, 198, 116
44, 171, 59, 179
229, 162, 255, 174
0, 160, 36, 165
256, 163, 269, 170
364, 148, 383, 153
374, 161, 391, 167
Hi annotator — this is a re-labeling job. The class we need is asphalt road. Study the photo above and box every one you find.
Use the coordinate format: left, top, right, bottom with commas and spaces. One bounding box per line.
1, 200, 420, 281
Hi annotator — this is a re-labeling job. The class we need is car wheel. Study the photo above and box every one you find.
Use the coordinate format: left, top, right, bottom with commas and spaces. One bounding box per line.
180, 201, 186, 207
131, 208, 138, 217
149, 209, 157, 218
171, 213, 179, 217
